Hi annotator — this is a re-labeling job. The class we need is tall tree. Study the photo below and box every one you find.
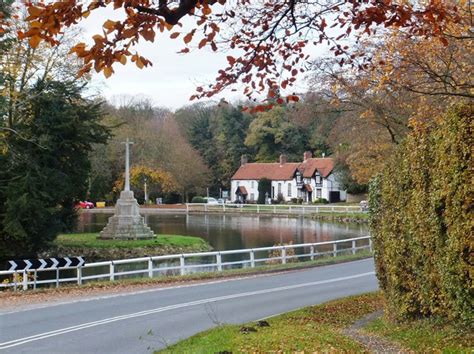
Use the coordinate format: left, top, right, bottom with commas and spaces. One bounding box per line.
0, 81, 109, 260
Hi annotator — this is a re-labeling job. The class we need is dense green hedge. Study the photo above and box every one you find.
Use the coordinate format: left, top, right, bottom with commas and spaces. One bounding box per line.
369, 104, 473, 326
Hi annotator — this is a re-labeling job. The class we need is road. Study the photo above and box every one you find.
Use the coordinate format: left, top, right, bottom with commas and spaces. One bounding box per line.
0, 258, 378, 353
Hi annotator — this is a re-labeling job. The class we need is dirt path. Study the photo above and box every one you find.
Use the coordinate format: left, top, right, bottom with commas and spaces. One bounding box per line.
342, 310, 409, 353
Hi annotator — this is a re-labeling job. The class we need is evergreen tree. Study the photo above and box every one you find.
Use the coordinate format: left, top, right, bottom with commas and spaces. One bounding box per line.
0, 81, 109, 260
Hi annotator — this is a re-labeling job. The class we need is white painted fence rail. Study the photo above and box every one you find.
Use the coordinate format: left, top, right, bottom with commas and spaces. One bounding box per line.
0, 236, 372, 291
186, 203, 364, 214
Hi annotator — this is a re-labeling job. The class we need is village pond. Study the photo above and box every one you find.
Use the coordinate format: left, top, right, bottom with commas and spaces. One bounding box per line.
76, 212, 369, 251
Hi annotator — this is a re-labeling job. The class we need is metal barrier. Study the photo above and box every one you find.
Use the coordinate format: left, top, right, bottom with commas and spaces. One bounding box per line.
0, 236, 372, 291
186, 203, 364, 214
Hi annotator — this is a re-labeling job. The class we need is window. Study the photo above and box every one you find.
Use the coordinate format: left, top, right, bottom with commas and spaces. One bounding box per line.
236, 181, 240, 186
251, 181, 254, 188
278, 183, 282, 194
315, 172, 321, 185
287, 184, 292, 197
250, 193, 255, 201
316, 189, 322, 198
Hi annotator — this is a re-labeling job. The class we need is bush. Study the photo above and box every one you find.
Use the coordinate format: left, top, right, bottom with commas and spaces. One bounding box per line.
191, 196, 205, 203
313, 198, 328, 204
369, 105, 473, 326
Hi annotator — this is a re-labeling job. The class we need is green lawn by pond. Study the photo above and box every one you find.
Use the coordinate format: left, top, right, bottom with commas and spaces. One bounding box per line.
55, 233, 209, 249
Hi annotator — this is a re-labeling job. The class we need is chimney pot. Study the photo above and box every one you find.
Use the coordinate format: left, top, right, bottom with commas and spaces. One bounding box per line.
279, 154, 288, 165
241, 155, 248, 166
304, 151, 312, 161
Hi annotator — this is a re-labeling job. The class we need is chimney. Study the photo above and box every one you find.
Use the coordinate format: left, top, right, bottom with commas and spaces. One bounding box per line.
241, 154, 248, 166
303, 151, 312, 161
279, 154, 287, 165
322, 152, 326, 158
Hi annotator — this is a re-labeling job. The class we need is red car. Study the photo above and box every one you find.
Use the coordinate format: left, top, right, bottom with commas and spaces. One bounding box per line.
78, 201, 95, 209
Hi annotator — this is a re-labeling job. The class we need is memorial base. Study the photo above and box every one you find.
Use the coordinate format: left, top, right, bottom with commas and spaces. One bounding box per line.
99, 190, 155, 240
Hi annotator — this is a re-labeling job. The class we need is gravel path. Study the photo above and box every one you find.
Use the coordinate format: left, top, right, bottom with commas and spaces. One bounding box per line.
342, 310, 409, 353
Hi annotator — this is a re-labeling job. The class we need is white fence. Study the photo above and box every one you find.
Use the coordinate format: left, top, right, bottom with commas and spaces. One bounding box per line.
186, 203, 364, 214
0, 236, 372, 291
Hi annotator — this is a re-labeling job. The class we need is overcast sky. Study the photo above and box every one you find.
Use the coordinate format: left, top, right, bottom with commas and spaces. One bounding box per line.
80, 5, 322, 111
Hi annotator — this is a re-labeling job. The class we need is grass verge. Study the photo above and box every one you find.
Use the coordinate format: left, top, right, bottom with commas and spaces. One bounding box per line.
54, 233, 209, 249
159, 292, 384, 353
364, 317, 473, 352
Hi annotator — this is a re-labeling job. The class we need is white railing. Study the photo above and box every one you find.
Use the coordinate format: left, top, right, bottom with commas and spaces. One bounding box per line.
186, 203, 364, 214
0, 236, 372, 291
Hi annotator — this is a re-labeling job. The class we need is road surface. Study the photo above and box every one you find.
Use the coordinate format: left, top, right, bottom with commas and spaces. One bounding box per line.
0, 258, 378, 353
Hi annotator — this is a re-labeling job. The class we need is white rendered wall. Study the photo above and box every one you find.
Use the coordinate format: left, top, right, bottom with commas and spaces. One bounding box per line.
231, 180, 259, 202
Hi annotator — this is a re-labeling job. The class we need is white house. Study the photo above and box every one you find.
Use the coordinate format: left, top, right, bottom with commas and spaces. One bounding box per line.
230, 152, 346, 203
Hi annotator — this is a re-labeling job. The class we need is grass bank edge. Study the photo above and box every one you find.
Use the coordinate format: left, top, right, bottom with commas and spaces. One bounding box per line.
0, 252, 372, 297
158, 292, 472, 353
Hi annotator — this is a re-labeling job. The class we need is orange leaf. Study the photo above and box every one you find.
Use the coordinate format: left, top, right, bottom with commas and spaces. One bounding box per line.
198, 38, 207, 49
27, 6, 43, 17
202, 7, 212, 16
170, 32, 180, 39
136, 58, 144, 69
28, 35, 41, 48
103, 20, 118, 30
183, 32, 193, 44
103, 66, 113, 78
119, 54, 127, 65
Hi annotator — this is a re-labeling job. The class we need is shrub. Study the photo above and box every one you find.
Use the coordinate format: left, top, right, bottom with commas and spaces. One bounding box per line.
369, 104, 473, 326
313, 198, 329, 204
191, 196, 205, 203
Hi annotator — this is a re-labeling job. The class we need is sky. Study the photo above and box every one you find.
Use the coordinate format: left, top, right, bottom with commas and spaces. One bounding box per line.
80, 5, 322, 111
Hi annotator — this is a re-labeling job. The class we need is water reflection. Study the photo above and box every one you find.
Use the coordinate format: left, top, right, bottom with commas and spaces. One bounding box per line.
76, 213, 369, 251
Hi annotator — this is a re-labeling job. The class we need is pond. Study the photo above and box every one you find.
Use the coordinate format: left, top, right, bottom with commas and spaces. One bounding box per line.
77, 212, 369, 251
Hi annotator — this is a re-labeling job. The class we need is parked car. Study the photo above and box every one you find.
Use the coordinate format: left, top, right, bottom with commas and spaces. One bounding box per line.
217, 198, 225, 204
359, 200, 368, 212
77, 201, 95, 209
204, 197, 219, 205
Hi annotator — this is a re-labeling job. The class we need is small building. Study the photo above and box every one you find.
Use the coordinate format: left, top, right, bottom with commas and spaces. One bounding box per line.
230, 152, 346, 203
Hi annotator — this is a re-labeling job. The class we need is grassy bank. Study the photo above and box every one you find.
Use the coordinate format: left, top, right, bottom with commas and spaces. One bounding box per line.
55, 233, 208, 249
158, 292, 473, 353
365, 317, 473, 352
47, 233, 212, 262
311, 211, 369, 223
159, 293, 384, 353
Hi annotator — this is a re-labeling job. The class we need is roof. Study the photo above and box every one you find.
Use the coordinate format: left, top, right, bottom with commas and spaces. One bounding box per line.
231, 163, 300, 181
231, 157, 334, 180
298, 158, 334, 178
236, 186, 248, 195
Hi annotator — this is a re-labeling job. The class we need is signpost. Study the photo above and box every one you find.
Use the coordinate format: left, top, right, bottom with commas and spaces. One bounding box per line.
8, 257, 85, 271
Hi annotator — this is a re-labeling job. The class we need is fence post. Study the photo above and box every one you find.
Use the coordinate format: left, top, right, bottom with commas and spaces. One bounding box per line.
310, 246, 315, 261
180, 255, 186, 276
205, 204, 207, 212
109, 262, 115, 281
148, 258, 153, 278
250, 250, 255, 268
56, 268, 60, 288
77, 267, 82, 285
257, 204, 259, 213
369, 238, 373, 252
289, 205, 292, 213
332, 206, 335, 212
186, 203, 189, 213
273, 205, 276, 214
281, 247, 287, 264
33, 270, 37, 290
333, 243, 337, 257
22, 270, 28, 291
352, 240, 356, 255
223, 204, 225, 212
216, 253, 222, 271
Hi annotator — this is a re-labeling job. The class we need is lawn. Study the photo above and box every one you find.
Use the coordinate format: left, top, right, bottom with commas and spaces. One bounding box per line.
158, 291, 473, 353
55, 233, 209, 249
159, 292, 384, 353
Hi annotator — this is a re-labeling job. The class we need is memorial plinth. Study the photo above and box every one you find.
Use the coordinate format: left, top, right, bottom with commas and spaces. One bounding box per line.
99, 190, 155, 240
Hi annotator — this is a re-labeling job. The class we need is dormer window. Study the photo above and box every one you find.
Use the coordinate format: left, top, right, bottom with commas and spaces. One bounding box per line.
315, 172, 321, 185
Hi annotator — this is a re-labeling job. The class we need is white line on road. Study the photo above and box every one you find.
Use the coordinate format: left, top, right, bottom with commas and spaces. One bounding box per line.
0, 271, 375, 350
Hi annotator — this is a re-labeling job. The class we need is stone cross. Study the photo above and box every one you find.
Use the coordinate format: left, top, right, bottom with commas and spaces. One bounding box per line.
122, 138, 134, 191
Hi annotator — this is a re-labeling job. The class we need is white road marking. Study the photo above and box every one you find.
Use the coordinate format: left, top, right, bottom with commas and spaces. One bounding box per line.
0, 271, 375, 350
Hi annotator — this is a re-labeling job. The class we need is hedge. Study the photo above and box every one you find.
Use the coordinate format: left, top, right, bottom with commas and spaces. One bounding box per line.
369, 104, 473, 326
